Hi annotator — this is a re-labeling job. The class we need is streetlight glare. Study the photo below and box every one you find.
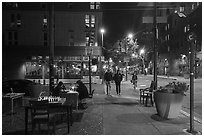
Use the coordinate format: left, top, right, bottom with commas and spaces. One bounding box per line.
100, 28, 105, 34
128, 33, 133, 39
140, 49, 145, 55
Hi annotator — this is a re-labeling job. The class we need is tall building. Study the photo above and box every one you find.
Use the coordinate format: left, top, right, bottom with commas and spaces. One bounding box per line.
159, 2, 202, 77
2, 2, 104, 82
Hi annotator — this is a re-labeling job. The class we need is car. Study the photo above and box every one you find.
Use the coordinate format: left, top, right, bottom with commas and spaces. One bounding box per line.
2, 79, 35, 96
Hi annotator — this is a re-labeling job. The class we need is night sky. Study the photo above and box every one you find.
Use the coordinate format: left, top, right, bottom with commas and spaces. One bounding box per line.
102, 2, 152, 48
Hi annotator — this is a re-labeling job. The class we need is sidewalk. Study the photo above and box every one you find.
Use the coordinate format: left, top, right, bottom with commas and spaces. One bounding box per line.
2, 82, 202, 135
83, 82, 202, 135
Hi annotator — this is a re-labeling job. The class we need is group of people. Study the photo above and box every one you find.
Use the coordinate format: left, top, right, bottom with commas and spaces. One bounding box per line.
104, 69, 138, 95
52, 80, 89, 108
52, 68, 138, 102
104, 69, 124, 95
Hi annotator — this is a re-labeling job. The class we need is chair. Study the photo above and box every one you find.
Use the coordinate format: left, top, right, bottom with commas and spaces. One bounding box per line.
29, 100, 57, 134
139, 81, 156, 107
59, 92, 79, 126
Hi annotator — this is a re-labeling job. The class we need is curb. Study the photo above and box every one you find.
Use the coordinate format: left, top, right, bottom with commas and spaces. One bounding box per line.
180, 110, 202, 124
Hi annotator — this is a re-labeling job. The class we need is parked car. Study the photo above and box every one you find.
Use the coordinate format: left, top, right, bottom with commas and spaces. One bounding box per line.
2, 79, 35, 96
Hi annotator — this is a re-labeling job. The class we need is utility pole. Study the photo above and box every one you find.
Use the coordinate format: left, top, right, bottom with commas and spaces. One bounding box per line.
49, 3, 55, 95
186, 32, 199, 134
88, 54, 92, 94
153, 2, 157, 89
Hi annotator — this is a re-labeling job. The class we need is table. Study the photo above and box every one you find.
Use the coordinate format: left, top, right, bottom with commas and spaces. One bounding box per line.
60, 90, 79, 110
24, 98, 72, 134
3, 93, 25, 114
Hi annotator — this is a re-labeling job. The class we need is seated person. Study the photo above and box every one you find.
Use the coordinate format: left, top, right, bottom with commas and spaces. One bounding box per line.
53, 81, 66, 96
76, 80, 89, 109
76, 80, 89, 101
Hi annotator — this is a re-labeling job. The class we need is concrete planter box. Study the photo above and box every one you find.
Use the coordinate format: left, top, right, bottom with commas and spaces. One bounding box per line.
154, 91, 184, 119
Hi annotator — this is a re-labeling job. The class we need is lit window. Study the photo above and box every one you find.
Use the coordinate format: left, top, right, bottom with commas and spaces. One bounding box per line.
192, 4, 195, 10
91, 15, 95, 23
86, 37, 89, 46
179, 6, 184, 12
85, 15, 90, 23
90, 2, 95, 9
43, 15, 47, 29
165, 25, 167, 31
184, 26, 186, 33
187, 24, 190, 31
43, 18, 47, 24
17, 14, 21, 27
91, 24, 95, 28
96, 2, 100, 9
15, 3, 18, 8
85, 15, 90, 28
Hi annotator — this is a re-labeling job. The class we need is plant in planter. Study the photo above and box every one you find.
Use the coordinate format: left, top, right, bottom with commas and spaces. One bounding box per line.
154, 82, 189, 119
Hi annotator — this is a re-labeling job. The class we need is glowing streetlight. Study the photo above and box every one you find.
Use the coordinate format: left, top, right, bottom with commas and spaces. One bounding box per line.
140, 49, 145, 55
100, 28, 105, 47
100, 28, 105, 34
128, 33, 133, 39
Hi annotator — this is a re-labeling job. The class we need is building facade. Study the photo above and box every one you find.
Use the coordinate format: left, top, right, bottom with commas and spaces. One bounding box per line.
158, 2, 202, 77
3, 2, 104, 82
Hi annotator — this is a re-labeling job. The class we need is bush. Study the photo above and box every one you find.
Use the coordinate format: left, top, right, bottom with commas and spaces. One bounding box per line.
157, 82, 189, 95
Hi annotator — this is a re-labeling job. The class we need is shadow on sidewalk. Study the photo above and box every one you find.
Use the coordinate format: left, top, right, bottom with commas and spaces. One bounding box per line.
104, 95, 139, 106
151, 114, 189, 125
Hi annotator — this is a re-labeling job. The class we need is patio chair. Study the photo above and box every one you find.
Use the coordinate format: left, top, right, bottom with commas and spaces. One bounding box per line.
139, 81, 156, 107
29, 100, 57, 134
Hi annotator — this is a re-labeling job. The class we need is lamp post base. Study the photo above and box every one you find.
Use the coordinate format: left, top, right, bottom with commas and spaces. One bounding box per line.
183, 129, 201, 135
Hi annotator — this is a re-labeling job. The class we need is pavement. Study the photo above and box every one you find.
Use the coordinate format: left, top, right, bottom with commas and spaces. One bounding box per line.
2, 78, 202, 135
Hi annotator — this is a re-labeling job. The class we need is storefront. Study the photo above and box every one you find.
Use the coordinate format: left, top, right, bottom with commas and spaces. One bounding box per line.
24, 55, 101, 80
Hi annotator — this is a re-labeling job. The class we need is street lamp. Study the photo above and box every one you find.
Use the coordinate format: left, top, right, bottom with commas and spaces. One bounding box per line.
128, 33, 133, 39
100, 28, 105, 83
140, 49, 145, 74
100, 28, 105, 48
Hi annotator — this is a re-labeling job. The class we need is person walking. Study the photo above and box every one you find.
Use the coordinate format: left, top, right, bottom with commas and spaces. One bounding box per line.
131, 71, 138, 90
104, 69, 112, 95
113, 69, 123, 95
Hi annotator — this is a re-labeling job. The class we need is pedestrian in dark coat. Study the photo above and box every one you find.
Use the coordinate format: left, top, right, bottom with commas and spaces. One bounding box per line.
113, 69, 123, 95
104, 69, 113, 95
